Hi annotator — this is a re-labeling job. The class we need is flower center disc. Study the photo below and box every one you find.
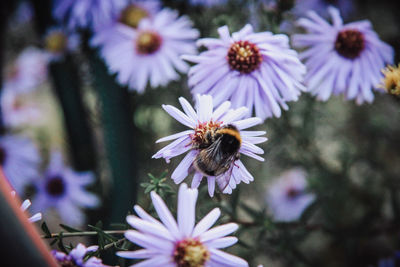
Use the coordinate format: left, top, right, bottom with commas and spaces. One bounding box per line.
334, 29, 365, 59
46, 176, 66, 197
381, 65, 400, 95
190, 121, 222, 148
287, 187, 302, 199
119, 4, 149, 28
45, 32, 68, 53
227, 40, 262, 74
136, 31, 162, 55
174, 238, 210, 267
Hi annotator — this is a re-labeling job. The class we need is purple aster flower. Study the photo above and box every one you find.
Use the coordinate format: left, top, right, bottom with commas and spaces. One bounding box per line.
265, 169, 315, 222
1, 88, 43, 128
53, 0, 127, 31
292, 7, 394, 104
52, 243, 107, 267
11, 191, 42, 223
91, 8, 199, 92
44, 27, 80, 61
189, 0, 227, 6
183, 24, 306, 120
152, 94, 267, 197
117, 183, 248, 267
3, 47, 49, 93
0, 135, 40, 195
32, 152, 100, 226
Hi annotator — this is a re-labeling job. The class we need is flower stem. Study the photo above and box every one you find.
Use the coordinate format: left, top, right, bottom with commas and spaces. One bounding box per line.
41, 230, 126, 239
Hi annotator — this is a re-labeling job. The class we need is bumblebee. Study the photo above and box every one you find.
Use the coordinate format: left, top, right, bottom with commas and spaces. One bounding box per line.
193, 124, 242, 179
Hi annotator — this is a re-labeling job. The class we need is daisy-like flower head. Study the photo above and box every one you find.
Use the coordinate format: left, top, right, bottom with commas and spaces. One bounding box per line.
183, 24, 306, 120
292, 7, 394, 104
52, 243, 107, 267
265, 168, 315, 222
380, 64, 400, 96
3, 46, 49, 94
1, 87, 43, 128
53, 0, 127, 31
44, 27, 80, 61
0, 135, 40, 195
153, 94, 267, 197
11, 191, 42, 223
91, 8, 199, 92
32, 152, 100, 226
117, 183, 248, 267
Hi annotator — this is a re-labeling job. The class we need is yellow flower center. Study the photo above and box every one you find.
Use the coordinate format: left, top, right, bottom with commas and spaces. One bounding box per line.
227, 40, 263, 74
380, 64, 400, 95
119, 4, 149, 28
174, 238, 210, 267
136, 31, 162, 55
45, 32, 68, 53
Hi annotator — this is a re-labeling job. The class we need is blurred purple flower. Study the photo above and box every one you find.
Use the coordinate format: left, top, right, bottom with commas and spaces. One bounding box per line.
292, 0, 354, 19
32, 152, 100, 226
292, 7, 394, 104
117, 183, 248, 267
183, 24, 306, 120
53, 0, 128, 31
11, 1, 34, 25
3, 47, 49, 94
189, 0, 227, 6
11, 191, 42, 223
0, 135, 40, 195
44, 27, 80, 62
266, 169, 315, 222
153, 94, 267, 197
1, 88, 43, 128
52, 243, 107, 267
91, 8, 199, 92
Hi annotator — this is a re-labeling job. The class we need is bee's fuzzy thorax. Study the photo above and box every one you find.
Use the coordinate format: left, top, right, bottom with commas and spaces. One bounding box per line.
216, 128, 242, 146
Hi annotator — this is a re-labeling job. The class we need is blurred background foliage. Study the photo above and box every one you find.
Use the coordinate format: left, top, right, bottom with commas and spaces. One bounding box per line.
1, 0, 400, 266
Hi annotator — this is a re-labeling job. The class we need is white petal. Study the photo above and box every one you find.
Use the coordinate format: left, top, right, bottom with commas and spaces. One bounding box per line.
192, 208, 221, 237
162, 104, 196, 128
177, 184, 198, 238
179, 97, 198, 121
116, 249, 158, 259
125, 230, 173, 251
232, 117, 262, 130
209, 248, 248, 267
156, 130, 193, 143
205, 236, 238, 249
171, 150, 197, 184
200, 223, 238, 243
126, 216, 174, 241
150, 191, 180, 239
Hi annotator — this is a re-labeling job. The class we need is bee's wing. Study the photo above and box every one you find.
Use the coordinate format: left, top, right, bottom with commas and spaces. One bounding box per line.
215, 157, 236, 192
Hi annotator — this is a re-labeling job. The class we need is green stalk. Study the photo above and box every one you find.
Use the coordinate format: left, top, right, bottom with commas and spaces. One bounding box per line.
49, 56, 97, 171
88, 49, 138, 223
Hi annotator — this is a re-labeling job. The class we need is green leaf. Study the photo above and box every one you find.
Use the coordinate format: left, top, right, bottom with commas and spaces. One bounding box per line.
41, 222, 51, 238
59, 224, 81, 233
